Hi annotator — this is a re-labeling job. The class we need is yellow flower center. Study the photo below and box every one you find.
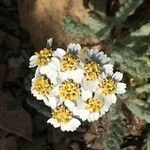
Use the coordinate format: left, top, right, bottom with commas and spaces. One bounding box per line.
84, 61, 100, 81
100, 78, 116, 95
52, 106, 72, 123
59, 80, 81, 101
60, 54, 79, 71
86, 98, 104, 112
33, 75, 53, 96
35, 48, 52, 66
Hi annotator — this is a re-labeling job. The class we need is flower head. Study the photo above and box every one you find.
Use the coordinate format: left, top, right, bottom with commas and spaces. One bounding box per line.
73, 95, 110, 122
54, 79, 92, 107
29, 48, 53, 68
53, 43, 84, 83
31, 68, 58, 109
82, 49, 113, 92
95, 71, 126, 104
29, 39, 127, 132
47, 105, 81, 131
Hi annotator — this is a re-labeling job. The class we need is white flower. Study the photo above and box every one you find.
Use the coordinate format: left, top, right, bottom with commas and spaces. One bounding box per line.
53, 79, 92, 107
29, 48, 53, 68
71, 94, 110, 122
53, 43, 84, 83
31, 68, 59, 109
82, 49, 113, 92
47, 105, 81, 131
95, 71, 126, 105
29, 42, 59, 84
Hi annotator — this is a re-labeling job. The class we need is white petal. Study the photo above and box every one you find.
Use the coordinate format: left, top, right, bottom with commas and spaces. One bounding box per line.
82, 78, 99, 92
59, 71, 70, 81
100, 54, 110, 64
116, 83, 126, 94
34, 67, 40, 78
64, 101, 75, 111
67, 43, 81, 54
44, 96, 58, 109
81, 88, 92, 100
94, 112, 100, 120
60, 124, 67, 131
29, 62, 37, 68
32, 90, 46, 101
88, 112, 99, 122
100, 99, 110, 114
51, 85, 59, 96
105, 94, 117, 104
36, 94, 46, 101
69, 118, 81, 131
112, 72, 123, 81
69, 69, 84, 83
101, 72, 107, 79
40, 65, 49, 74
29, 55, 38, 61
47, 38, 53, 47
51, 57, 60, 68
54, 48, 66, 58
47, 118, 60, 128
74, 109, 90, 121
76, 100, 86, 109
103, 64, 114, 76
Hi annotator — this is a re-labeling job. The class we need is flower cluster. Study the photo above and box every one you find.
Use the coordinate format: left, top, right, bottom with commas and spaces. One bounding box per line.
29, 38, 126, 132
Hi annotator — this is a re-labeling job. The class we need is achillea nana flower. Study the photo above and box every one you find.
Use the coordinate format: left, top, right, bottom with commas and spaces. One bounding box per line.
95, 71, 126, 105
29, 38, 126, 132
47, 105, 81, 131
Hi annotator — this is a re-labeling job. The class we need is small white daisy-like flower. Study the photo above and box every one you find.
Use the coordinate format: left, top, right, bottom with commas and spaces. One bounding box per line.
53, 79, 92, 106
29, 39, 59, 84
82, 49, 113, 92
47, 105, 81, 131
95, 71, 126, 105
31, 68, 58, 109
53, 43, 84, 83
29, 48, 52, 68
71, 95, 110, 122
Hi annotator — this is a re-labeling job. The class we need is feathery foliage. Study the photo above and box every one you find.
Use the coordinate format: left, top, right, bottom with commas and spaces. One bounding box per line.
142, 133, 150, 150
115, 0, 142, 24
105, 102, 124, 150
27, 97, 51, 118
63, 16, 91, 37
127, 99, 150, 123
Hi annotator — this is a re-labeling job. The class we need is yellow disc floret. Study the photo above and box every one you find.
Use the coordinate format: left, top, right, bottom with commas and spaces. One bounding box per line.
100, 78, 116, 95
33, 75, 53, 96
59, 80, 81, 101
35, 48, 52, 66
86, 98, 104, 112
84, 61, 100, 81
52, 106, 72, 123
60, 53, 79, 71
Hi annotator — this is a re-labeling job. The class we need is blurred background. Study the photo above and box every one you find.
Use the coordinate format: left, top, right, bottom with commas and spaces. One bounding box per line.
0, 0, 149, 150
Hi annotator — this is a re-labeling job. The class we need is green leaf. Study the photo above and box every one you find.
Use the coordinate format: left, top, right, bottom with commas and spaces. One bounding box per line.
88, 0, 107, 18
115, 0, 142, 24
136, 84, 150, 94
63, 16, 91, 37
142, 134, 150, 150
27, 97, 51, 118
104, 102, 123, 150
127, 99, 150, 123
131, 23, 150, 37
87, 16, 106, 33
112, 49, 150, 79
